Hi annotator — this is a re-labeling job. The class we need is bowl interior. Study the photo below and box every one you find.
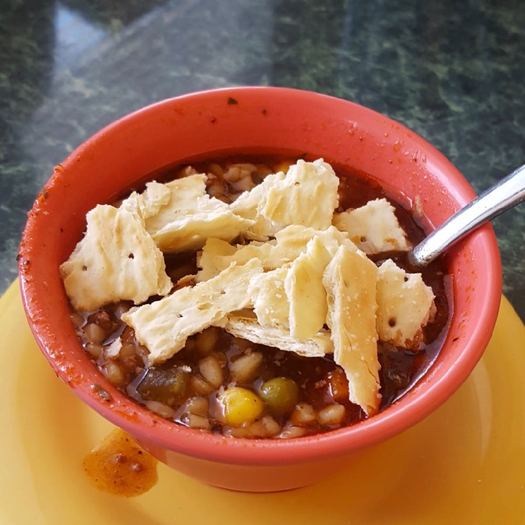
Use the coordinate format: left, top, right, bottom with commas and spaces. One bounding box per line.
19, 87, 501, 465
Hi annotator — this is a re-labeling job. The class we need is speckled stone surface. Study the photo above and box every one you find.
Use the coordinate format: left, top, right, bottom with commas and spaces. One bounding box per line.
1, 0, 524, 318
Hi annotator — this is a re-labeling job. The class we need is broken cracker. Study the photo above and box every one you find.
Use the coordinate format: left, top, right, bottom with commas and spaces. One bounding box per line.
197, 225, 351, 282
249, 266, 290, 328
377, 259, 436, 349
125, 173, 254, 252
323, 245, 380, 415
285, 237, 332, 340
230, 159, 339, 240
230, 171, 287, 240
224, 315, 332, 357
261, 159, 339, 231
60, 204, 171, 311
334, 198, 410, 254
122, 259, 262, 364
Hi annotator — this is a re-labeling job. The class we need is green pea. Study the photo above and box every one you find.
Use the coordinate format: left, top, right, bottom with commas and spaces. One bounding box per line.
260, 377, 300, 416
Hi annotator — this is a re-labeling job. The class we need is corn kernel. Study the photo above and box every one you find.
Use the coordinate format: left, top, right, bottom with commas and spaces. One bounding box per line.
219, 387, 264, 427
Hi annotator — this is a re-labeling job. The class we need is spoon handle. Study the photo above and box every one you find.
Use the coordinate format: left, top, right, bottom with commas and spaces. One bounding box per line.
409, 164, 525, 267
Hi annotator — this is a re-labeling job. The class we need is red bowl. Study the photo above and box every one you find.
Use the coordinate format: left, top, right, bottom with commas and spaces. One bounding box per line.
18, 87, 501, 492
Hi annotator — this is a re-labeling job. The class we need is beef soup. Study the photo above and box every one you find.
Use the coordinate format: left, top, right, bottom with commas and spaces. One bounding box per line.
65, 158, 450, 440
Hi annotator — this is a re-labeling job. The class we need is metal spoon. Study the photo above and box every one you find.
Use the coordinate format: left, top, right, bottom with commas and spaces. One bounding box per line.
408, 164, 525, 267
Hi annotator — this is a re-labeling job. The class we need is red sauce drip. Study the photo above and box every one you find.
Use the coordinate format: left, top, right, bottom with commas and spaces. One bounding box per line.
83, 429, 157, 496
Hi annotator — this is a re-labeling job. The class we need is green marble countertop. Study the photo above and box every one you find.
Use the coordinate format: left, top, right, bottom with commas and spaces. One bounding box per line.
1, 0, 524, 318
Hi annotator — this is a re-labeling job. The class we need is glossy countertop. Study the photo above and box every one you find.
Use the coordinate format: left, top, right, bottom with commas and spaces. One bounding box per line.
1, 0, 524, 317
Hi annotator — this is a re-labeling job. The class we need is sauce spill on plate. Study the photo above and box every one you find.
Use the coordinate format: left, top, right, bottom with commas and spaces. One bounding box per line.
83, 428, 157, 496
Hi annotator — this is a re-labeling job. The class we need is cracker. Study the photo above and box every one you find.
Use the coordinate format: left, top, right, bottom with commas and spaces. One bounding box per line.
125, 174, 254, 252
230, 172, 286, 240
60, 205, 171, 311
285, 237, 331, 340
224, 315, 332, 357
250, 266, 290, 328
121, 181, 171, 221
197, 225, 351, 282
377, 259, 436, 349
334, 198, 410, 254
323, 245, 380, 415
262, 159, 339, 231
122, 259, 262, 365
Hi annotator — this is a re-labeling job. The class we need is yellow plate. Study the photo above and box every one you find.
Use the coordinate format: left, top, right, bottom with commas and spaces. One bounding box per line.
1, 280, 524, 525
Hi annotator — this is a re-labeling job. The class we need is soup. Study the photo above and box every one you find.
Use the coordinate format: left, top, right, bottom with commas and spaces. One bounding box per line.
65, 157, 449, 439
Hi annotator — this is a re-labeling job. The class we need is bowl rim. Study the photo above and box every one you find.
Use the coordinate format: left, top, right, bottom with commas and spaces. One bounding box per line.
19, 86, 502, 465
